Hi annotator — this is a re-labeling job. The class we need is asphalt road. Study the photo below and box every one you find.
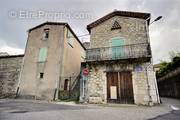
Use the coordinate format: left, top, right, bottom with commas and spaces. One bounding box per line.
0, 98, 180, 120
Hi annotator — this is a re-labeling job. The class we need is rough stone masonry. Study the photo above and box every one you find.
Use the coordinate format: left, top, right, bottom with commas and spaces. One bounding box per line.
0, 55, 23, 98
81, 10, 160, 105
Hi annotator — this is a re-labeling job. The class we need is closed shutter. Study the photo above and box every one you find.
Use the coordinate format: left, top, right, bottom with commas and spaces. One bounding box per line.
38, 47, 48, 62
111, 38, 124, 58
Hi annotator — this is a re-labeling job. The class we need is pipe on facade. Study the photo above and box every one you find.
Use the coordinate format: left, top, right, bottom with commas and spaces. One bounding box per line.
145, 63, 152, 106
53, 88, 57, 100
153, 71, 160, 104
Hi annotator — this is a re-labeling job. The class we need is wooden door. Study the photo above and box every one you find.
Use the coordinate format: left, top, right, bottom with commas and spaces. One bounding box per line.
107, 71, 134, 104
107, 72, 119, 103
119, 71, 134, 104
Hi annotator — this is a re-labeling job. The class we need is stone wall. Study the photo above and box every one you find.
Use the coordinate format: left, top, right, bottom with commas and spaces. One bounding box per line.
0, 55, 23, 98
158, 67, 180, 98
82, 12, 160, 105
86, 64, 106, 103
82, 62, 159, 105
90, 16, 149, 48
132, 64, 160, 105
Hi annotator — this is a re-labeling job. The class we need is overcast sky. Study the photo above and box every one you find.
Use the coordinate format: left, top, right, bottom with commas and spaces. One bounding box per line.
0, 0, 180, 64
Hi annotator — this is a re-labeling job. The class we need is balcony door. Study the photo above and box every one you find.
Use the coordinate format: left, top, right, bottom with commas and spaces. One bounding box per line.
111, 38, 124, 59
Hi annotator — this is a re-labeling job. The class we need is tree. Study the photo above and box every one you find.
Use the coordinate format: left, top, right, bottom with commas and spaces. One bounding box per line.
156, 52, 180, 78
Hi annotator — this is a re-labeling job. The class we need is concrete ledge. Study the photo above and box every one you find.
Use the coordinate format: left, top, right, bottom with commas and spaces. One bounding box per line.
89, 97, 103, 104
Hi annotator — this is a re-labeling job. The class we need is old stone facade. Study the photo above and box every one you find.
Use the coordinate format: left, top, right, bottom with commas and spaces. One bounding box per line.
80, 11, 160, 105
82, 62, 159, 105
18, 22, 85, 100
89, 16, 148, 48
0, 55, 23, 98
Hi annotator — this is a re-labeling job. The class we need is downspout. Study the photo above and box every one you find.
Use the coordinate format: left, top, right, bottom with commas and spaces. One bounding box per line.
145, 16, 160, 105
145, 63, 152, 106
153, 71, 160, 104
145, 16, 153, 106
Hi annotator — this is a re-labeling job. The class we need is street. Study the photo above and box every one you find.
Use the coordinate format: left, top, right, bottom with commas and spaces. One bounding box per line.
0, 98, 180, 120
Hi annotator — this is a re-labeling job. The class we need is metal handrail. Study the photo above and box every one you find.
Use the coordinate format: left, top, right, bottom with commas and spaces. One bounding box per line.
86, 43, 151, 61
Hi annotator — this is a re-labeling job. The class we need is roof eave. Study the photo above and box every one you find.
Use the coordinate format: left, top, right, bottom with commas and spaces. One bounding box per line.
87, 10, 151, 33
28, 22, 67, 32
27, 22, 86, 50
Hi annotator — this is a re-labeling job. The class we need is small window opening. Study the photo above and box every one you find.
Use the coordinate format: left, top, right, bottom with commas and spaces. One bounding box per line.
43, 29, 49, 40
64, 79, 69, 90
40, 73, 44, 78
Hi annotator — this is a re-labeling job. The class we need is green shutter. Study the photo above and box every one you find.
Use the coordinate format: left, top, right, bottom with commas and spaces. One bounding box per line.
111, 38, 124, 46
38, 47, 48, 62
111, 38, 124, 58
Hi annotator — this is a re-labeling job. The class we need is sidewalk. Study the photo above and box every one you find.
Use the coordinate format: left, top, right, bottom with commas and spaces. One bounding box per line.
1, 97, 180, 120
161, 97, 180, 107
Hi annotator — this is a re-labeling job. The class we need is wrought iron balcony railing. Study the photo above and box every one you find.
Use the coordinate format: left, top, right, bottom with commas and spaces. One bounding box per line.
86, 43, 151, 61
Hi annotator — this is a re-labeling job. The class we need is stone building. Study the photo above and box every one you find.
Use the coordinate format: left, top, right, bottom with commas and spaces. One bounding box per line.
18, 22, 86, 100
0, 55, 23, 98
80, 11, 160, 105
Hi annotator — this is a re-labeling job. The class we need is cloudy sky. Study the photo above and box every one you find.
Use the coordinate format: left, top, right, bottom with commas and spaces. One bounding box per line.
0, 0, 180, 64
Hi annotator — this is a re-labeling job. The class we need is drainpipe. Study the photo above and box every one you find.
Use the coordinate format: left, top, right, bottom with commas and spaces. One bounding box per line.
145, 16, 153, 106
144, 15, 162, 105
145, 63, 152, 106
153, 71, 160, 104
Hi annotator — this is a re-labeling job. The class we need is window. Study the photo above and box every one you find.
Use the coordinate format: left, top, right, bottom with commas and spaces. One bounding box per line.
38, 47, 48, 62
40, 73, 44, 78
43, 29, 49, 40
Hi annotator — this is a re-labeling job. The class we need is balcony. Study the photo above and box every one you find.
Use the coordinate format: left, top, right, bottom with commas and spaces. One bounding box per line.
86, 43, 151, 62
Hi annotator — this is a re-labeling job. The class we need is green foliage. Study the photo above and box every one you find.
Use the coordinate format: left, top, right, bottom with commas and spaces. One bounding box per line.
59, 90, 70, 100
156, 52, 180, 78
58, 90, 80, 101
